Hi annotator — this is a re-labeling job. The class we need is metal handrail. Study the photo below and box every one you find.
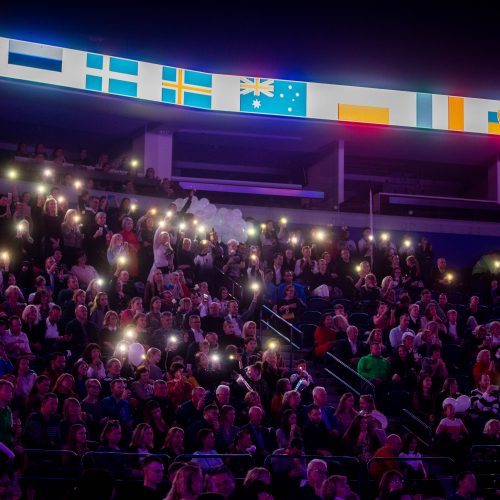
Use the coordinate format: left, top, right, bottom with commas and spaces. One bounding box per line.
401, 409, 433, 446
214, 266, 244, 300
260, 305, 302, 348
471, 444, 500, 452
324, 368, 361, 397
325, 352, 375, 397
265, 453, 360, 467
260, 304, 303, 371
367, 456, 454, 466
175, 453, 252, 461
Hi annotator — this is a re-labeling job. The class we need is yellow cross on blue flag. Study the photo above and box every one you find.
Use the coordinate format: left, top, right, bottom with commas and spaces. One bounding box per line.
161, 66, 212, 109
240, 77, 307, 117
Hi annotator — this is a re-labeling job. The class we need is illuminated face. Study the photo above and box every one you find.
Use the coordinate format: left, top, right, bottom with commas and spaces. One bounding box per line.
245, 322, 257, 336
96, 213, 106, 226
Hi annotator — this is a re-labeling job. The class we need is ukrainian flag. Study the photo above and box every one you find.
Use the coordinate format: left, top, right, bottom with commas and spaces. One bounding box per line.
488, 111, 500, 135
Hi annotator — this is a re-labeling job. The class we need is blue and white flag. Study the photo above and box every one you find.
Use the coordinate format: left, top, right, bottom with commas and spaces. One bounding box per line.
161, 66, 212, 109
8, 39, 62, 72
86, 54, 139, 97
240, 77, 307, 117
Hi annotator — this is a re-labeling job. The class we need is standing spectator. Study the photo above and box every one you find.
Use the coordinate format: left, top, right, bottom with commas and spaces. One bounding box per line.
41, 197, 62, 256
0, 380, 14, 450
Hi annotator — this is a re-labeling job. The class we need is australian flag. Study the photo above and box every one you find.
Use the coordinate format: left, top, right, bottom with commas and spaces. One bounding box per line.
240, 77, 307, 117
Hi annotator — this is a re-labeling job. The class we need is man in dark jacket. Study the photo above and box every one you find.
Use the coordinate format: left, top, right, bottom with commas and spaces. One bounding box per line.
23, 392, 61, 449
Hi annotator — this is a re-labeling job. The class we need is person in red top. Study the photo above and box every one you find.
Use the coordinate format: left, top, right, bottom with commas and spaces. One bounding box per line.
314, 313, 336, 357
120, 217, 140, 278
368, 434, 402, 481
166, 362, 193, 411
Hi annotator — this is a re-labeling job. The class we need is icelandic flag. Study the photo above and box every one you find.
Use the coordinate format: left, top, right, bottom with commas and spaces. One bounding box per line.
8, 40, 63, 72
240, 77, 307, 117
161, 67, 212, 109
86, 54, 138, 97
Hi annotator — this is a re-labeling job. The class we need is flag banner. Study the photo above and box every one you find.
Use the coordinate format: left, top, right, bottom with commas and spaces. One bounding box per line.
448, 96, 464, 131
161, 66, 212, 109
8, 39, 62, 72
416, 93, 432, 128
85, 54, 138, 97
488, 111, 500, 134
338, 103, 389, 125
3, 36, 500, 137
240, 77, 307, 117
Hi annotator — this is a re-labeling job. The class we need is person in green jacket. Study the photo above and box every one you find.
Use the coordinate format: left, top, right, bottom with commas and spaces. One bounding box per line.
0, 380, 14, 450
357, 343, 390, 383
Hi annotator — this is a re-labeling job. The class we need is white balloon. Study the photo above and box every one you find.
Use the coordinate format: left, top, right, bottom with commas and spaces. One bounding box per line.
204, 205, 217, 218
442, 397, 457, 409
128, 341, 145, 367
455, 395, 471, 413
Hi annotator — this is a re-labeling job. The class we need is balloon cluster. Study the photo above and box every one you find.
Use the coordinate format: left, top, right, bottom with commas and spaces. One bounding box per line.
442, 395, 471, 413
173, 196, 253, 243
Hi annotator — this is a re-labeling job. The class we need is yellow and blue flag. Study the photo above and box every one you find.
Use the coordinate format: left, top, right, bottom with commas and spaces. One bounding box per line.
488, 111, 500, 134
239, 77, 306, 117
161, 67, 212, 109
86, 54, 138, 97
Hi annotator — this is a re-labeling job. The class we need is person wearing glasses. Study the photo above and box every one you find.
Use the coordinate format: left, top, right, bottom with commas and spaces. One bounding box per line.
377, 470, 405, 500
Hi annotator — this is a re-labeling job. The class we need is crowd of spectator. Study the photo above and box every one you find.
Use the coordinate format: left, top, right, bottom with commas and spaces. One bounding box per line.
0, 142, 498, 499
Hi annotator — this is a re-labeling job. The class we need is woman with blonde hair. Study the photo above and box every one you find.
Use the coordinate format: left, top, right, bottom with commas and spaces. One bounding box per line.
107, 233, 129, 268
482, 418, 500, 445
61, 209, 84, 260
149, 228, 175, 280
89, 292, 109, 330
21, 304, 39, 339
162, 426, 185, 459
243, 466, 271, 488
380, 276, 396, 305
129, 422, 154, 453
165, 463, 203, 500
120, 216, 140, 278
99, 310, 119, 358
14, 218, 36, 264
144, 269, 166, 307
85, 278, 102, 308
41, 196, 61, 254
473, 349, 495, 383
242, 320, 258, 339
335, 392, 359, 436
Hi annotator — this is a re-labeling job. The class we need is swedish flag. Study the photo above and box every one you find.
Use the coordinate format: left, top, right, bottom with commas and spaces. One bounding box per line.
161, 67, 212, 109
